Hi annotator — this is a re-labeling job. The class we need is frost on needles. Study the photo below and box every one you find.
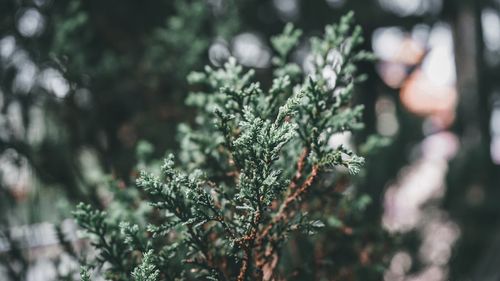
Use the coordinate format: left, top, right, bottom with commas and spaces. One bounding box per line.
74, 12, 381, 281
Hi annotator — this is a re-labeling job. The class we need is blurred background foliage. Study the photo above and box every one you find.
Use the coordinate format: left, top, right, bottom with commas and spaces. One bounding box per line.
0, 0, 499, 280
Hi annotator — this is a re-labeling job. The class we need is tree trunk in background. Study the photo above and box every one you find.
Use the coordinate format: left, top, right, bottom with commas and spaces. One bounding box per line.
446, 0, 500, 279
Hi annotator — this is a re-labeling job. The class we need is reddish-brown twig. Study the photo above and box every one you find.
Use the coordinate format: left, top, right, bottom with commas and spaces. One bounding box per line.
254, 165, 320, 278
289, 148, 309, 190
237, 211, 261, 281
237, 249, 250, 281
258, 165, 319, 241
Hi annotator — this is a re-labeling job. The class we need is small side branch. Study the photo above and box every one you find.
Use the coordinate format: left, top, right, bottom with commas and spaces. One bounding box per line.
259, 165, 319, 240
289, 148, 309, 190
255, 165, 319, 277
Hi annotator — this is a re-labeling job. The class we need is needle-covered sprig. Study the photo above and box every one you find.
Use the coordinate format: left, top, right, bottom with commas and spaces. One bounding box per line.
74, 12, 388, 281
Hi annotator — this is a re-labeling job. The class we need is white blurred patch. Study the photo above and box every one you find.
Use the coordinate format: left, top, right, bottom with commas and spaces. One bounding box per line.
419, 217, 460, 266
7, 49, 39, 93
326, 49, 343, 72
372, 27, 405, 62
208, 39, 231, 66
405, 265, 445, 281
273, 0, 299, 21
383, 132, 458, 233
13, 60, 37, 93
384, 251, 412, 280
411, 24, 431, 46
490, 137, 500, 164
482, 9, 500, 52
17, 8, 45, 37
232, 33, 271, 68
422, 23, 456, 87
491, 103, 500, 136
0, 36, 16, 59
376, 96, 399, 137
0, 148, 31, 196
490, 100, 500, 164
379, 0, 421, 16
328, 132, 352, 149
383, 131, 460, 281
33, 0, 48, 7
322, 66, 337, 90
79, 147, 105, 185
39, 68, 70, 98
0, 89, 3, 110
378, 0, 442, 17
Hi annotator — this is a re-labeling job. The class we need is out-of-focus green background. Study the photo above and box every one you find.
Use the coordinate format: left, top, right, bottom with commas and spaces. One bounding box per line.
1, 0, 499, 280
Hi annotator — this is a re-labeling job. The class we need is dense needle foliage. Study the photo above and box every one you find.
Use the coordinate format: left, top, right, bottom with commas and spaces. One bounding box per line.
74, 13, 390, 281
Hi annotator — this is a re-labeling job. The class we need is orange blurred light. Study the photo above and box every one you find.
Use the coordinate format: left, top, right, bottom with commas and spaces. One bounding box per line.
400, 69, 457, 127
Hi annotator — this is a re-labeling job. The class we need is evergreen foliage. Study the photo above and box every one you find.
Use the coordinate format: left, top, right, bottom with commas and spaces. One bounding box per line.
74, 13, 390, 280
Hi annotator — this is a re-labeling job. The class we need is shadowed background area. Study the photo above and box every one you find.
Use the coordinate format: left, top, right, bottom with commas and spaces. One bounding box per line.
0, 0, 499, 280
